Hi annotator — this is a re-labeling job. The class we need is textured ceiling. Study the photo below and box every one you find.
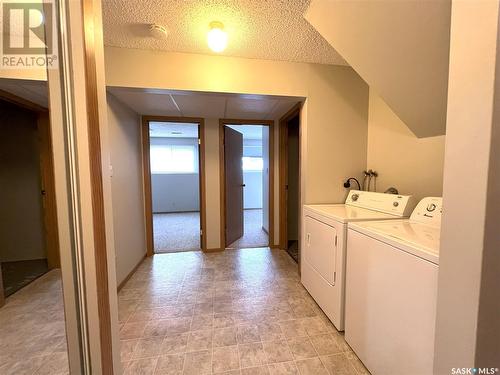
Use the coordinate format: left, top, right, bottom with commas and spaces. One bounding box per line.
108, 87, 301, 120
102, 0, 347, 65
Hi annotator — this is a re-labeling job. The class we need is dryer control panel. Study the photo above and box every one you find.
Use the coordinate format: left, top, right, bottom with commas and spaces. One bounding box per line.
409, 197, 443, 226
345, 190, 416, 217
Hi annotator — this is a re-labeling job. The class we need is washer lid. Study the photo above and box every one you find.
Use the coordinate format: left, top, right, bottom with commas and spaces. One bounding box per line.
348, 220, 440, 264
304, 204, 402, 223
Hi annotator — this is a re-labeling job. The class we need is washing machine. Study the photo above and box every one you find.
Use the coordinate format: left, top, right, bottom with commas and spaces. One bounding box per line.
301, 190, 416, 331
345, 197, 443, 375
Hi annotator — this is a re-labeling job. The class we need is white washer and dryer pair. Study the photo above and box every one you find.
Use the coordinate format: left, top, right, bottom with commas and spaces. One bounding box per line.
301, 190, 416, 331
345, 197, 443, 375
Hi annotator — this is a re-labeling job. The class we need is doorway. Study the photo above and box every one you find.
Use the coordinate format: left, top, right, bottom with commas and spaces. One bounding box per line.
280, 105, 301, 263
220, 120, 274, 249
142, 117, 206, 254
0, 96, 59, 301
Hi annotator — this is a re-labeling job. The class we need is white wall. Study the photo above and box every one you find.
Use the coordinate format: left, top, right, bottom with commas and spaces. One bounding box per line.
242, 138, 263, 209
367, 89, 446, 201
150, 137, 200, 213
244, 171, 263, 209
107, 93, 146, 286
105, 47, 369, 248
0, 100, 46, 262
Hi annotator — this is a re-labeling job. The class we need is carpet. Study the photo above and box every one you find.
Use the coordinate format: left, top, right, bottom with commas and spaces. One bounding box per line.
1, 259, 49, 297
153, 212, 201, 253
227, 209, 269, 249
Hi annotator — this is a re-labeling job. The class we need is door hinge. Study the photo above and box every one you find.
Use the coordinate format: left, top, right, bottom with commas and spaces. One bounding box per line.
198, 138, 201, 145
200, 229, 203, 236
333, 271, 336, 283
335, 235, 337, 247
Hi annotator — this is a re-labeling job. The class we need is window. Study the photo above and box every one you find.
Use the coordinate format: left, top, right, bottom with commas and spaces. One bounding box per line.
150, 144, 198, 174
242, 156, 263, 171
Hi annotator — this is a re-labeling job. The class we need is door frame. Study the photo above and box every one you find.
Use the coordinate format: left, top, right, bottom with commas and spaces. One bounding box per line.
219, 119, 275, 249
142, 116, 207, 256
279, 103, 302, 251
0, 90, 60, 306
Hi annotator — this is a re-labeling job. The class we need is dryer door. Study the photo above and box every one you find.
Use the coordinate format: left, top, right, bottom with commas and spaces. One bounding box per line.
304, 215, 337, 285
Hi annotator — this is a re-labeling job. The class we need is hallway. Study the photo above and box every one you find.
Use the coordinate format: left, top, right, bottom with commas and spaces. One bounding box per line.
118, 248, 368, 374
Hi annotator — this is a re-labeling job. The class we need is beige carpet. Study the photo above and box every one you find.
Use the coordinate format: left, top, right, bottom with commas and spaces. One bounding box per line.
153, 212, 201, 253
228, 209, 269, 249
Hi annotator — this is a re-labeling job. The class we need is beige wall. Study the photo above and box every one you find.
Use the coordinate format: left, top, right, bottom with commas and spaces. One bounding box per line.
107, 93, 146, 285
203, 118, 222, 249
367, 90, 446, 201
435, 0, 500, 370
105, 47, 370, 248
305, 0, 450, 138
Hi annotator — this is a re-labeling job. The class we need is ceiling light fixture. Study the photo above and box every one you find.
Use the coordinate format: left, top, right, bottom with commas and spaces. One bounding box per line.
207, 21, 228, 53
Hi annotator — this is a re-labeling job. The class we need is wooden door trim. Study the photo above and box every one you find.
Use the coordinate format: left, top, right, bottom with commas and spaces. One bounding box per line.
219, 119, 274, 249
37, 112, 60, 269
81, 0, 114, 372
141, 116, 207, 256
279, 103, 302, 250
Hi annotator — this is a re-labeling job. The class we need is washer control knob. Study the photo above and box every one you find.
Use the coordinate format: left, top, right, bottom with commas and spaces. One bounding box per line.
427, 203, 437, 212
351, 194, 359, 201
393, 202, 399, 207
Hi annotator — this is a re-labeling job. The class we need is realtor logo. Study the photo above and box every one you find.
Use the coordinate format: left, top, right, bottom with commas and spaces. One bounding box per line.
1, 1, 57, 69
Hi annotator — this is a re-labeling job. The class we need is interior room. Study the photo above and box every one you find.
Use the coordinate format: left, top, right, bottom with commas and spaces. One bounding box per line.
148, 121, 202, 253
224, 124, 269, 249
0, 80, 69, 373
0, 0, 499, 374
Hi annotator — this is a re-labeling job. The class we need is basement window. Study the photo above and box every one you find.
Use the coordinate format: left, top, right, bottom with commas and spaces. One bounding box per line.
150, 145, 198, 174
242, 156, 263, 171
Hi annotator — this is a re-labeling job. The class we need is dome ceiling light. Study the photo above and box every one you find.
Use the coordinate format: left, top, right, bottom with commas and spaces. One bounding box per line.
207, 21, 228, 53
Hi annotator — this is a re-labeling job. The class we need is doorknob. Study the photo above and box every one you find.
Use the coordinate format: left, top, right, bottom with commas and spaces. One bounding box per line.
240, 184, 246, 187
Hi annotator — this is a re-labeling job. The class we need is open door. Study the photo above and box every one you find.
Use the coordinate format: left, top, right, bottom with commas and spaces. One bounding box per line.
224, 126, 244, 246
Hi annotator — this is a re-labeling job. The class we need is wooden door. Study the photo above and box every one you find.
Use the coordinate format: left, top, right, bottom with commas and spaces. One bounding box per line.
224, 126, 244, 246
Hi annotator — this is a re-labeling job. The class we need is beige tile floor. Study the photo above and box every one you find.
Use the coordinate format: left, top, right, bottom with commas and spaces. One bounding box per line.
118, 248, 370, 375
0, 269, 69, 375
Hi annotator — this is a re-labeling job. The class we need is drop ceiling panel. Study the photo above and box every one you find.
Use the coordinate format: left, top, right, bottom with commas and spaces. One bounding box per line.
0, 79, 48, 108
172, 93, 226, 118
225, 97, 279, 119
109, 89, 180, 116
108, 87, 302, 120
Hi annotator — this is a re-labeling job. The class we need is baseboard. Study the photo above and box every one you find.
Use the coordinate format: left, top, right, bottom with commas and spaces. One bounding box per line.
118, 253, 146, 291
262, 226, 269, 235
203, 247, 224, 253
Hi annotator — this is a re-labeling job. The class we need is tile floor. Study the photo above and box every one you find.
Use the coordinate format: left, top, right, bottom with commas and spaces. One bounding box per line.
118, 247, 370, 375
0, 269, 69, 375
